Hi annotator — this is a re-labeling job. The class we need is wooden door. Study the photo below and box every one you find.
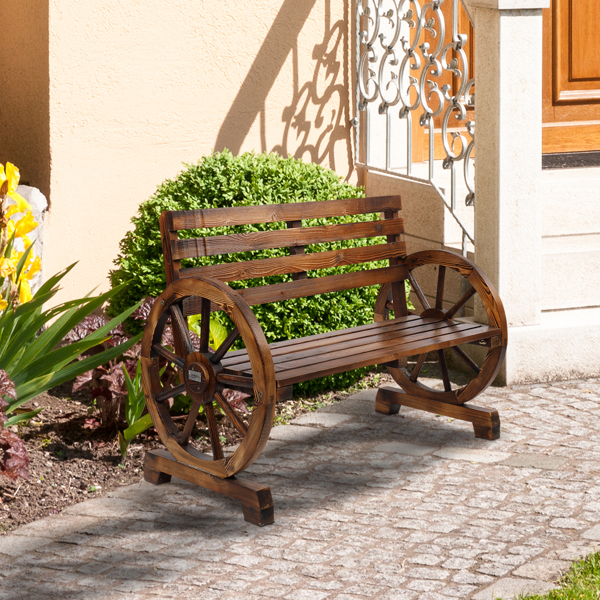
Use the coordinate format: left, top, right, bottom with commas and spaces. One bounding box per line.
543, 0, 600, 154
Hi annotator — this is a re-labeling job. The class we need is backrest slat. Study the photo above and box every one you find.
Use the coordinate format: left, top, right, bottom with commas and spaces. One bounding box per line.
167, 195, 402, 230
171, 218, 404, 260
179, 242, 407, 283
182, 264, 409, 313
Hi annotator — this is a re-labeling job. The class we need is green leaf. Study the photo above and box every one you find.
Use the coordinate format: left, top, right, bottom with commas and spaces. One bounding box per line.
13, 333, 142, 406
119, 413, 154, 456
5, 407, 43, 427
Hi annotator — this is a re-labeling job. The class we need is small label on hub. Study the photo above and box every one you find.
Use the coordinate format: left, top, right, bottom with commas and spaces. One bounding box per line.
188, 370, 203, 383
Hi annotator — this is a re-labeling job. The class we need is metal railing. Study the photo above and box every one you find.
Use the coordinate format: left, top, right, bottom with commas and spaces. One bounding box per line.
355, 0, 475, 254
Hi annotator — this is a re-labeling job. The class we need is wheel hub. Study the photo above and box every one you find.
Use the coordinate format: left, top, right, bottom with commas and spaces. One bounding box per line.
183, 353, 215, 404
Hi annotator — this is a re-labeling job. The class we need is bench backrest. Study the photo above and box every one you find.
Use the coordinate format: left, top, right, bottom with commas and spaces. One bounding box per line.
159, 195, 408, 315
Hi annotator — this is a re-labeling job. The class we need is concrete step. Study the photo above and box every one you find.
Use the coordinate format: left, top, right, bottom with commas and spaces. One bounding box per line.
542, 167, 600, 237
542, 233, 600, 311
504, 306, 600, 383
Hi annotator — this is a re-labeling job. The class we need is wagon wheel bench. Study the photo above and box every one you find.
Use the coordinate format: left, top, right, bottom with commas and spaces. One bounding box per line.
140, 195, 507, 526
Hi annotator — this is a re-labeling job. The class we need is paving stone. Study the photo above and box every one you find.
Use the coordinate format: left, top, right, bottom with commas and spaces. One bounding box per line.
432, 447, 511, 463
512, 558, 571, 582
291, 413, 355, 427
0, 380, 600, 600
372, 442, 436, 456
0, 535, 54, 557
501, 454, 568, 470
268, 425, 323, 442
472, 577, 558, 599
582, 524, 600, 540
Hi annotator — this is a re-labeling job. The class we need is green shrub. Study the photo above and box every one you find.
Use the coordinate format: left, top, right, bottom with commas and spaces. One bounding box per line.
109, 150, 392, 395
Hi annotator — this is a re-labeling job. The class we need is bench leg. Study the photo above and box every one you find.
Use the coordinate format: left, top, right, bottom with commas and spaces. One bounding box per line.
144, 449, 275, 526
375, 386, 500, 440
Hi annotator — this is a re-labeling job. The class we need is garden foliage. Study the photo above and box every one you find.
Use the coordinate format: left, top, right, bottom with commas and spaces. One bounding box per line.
108, 151, 391, 394
0, 370, 29, 481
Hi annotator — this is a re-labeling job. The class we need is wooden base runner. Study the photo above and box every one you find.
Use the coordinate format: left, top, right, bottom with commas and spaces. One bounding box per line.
144, 448, 274, 526
375, 386, 500, 440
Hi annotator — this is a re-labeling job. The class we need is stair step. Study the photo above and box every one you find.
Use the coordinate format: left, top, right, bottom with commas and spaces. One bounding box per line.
542, 234, 600, 311
542, 167, 600, 237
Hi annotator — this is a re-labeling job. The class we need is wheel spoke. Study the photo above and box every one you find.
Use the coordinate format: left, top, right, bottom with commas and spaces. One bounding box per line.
210, 327, 240, 364
410, 353, 428, 382
446, 286, 477, 320
151, 344, 185, 370
436, 350, 452, 392
155, 382, 187, 404
170, 303, 195, 355
216, 373, 255, 389
435, 266, 446, 310
178, 396, 205, 447
408, 272, 431, 311
214, 390, 247, 436
205, 402, 224, 460
199, 298, 211, 353
451, 345, 481, 375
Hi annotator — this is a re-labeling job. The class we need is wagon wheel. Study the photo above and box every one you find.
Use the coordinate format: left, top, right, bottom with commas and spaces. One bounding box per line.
374, 250, 507, 405
140, 276, 276, 479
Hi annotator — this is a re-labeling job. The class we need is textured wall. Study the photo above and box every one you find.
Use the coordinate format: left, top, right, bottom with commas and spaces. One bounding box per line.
0, 0, 50, 196
41, 0, 353, 302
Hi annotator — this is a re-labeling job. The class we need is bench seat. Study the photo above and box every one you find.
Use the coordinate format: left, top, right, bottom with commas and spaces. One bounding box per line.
221, 315, 501, 387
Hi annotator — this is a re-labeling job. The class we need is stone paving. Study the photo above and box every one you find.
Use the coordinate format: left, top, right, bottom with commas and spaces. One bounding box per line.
1, 379, 600, 600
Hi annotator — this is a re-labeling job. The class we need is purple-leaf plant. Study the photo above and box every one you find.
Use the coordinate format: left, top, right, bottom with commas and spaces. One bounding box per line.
0, 370, 29, 481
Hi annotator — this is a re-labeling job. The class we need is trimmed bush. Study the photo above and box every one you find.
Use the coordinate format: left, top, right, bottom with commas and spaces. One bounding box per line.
109, 150, 389, 395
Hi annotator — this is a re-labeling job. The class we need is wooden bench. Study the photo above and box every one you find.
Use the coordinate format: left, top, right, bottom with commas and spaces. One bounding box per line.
140, 195, 507, 525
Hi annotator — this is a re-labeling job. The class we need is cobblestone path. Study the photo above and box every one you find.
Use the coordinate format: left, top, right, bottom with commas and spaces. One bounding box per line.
1, 379, 599, 600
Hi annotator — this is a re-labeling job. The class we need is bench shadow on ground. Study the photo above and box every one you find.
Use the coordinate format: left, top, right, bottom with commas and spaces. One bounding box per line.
4, 381, 506, 599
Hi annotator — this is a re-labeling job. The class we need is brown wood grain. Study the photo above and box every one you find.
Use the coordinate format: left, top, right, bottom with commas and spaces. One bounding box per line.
223, 319, 467, 374
167, 195, 402, 230
179, 242, 407, 282
375, 387, 500, 440
287, 220, 308, 281
222, 315, 424, 368
172, 218, 404, 259
144, 448, 274, 526
214, 390, 248, 436
237, 265, 409, 306
542, 3, 600, 152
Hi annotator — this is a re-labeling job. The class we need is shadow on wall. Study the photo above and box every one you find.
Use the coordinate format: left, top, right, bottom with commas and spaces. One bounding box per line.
214, 0, 353, 180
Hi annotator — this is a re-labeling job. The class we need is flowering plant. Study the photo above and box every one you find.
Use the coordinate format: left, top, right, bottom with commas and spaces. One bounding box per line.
0, 162, 41, 309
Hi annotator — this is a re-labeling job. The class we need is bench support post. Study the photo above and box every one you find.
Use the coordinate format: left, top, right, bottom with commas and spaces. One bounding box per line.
375, 386, 500, 440
144, 449, 275, 526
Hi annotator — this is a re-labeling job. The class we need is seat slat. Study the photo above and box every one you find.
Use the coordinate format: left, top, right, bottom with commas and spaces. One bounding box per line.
171, 218, 404, 259
225, 319, 457, 374
276, 324, 501, 387
226, 321, 483, 375
167, 195, 402, 230
221, 315, 427, 368
220, 317, 501, 387
179, 241, 407, 282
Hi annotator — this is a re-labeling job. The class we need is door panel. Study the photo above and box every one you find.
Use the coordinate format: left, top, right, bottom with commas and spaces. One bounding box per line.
543, 0, 600, 153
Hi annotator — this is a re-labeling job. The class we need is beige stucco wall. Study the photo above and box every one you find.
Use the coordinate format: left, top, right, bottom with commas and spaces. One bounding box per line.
0, 1, 50, 196
5, 0, 354, 304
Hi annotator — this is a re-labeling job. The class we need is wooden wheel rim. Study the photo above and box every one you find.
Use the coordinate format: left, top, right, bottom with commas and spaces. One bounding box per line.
141, 276, 276, 479
374, 250, 508, 405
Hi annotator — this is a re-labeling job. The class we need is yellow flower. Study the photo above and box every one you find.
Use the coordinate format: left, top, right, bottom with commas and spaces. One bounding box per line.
19, 210, 38, 234
0, 298, 7, 311
7, 210, 38, 240
0, 162, 31, 213
18, 279, 32, 304
24, 256, 41, 280
0, 257, 16, 278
